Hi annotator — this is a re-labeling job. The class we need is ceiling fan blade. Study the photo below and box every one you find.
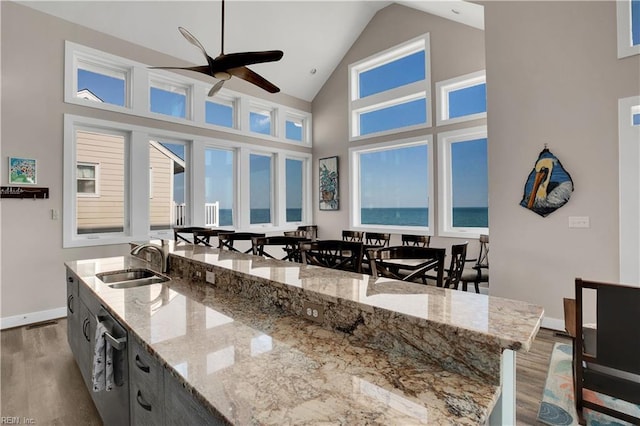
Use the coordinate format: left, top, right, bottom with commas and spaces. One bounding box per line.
149, 65, 212, 75
208, 80, 226, 97
229, 67, 280, 93
213, 51, 284, 73
178, 27, 210, 58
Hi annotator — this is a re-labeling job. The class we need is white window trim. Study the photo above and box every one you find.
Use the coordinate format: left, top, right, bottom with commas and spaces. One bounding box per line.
76, 162, 100, 198
248, 103, 276, 137
348, 34, 432, 141
437, 125, 489, 239
436, 70, 487, 126
284, 112, 309, 143
65, 114, 313, 247
283, 155, 310, 225
349, 135, 434, 235
205, 94, 238, 129
619, 95, 640, 284
617, 0, 640, 58
65, 41, 312, 148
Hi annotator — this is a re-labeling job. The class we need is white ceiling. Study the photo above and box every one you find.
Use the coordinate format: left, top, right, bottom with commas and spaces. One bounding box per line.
19, 1, 483, 102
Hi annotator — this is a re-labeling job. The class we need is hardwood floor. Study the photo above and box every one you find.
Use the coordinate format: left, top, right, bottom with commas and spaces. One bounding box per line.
1, 319, 568, 425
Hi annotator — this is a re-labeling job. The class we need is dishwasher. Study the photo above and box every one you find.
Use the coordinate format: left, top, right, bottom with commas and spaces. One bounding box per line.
93, 307, 130, 426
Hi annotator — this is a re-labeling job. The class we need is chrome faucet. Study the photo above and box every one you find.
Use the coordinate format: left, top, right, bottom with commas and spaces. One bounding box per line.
130, 242, 169, 273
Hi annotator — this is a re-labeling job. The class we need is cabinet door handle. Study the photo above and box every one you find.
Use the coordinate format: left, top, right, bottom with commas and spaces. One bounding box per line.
68, 295, 74, 314
135, 355, 150, 373
68, 276, 74, 283
136, 390, 152, 412
82, 318, 90, 342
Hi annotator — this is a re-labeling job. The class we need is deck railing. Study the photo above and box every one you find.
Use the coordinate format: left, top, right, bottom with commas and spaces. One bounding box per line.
173, 202, 220, 227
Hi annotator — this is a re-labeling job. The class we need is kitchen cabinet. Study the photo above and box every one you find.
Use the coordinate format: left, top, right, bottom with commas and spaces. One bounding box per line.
164, 370, 227, 426
129, 337, 165, 425
66, 270, 80, 359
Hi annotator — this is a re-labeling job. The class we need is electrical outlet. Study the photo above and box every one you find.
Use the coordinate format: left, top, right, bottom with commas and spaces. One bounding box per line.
302, 301, 324, 324
195, 270, 202, 278
205, 270, 215, 284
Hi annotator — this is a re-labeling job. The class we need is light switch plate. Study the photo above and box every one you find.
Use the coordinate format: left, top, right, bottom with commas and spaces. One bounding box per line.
568, 216, 590, 228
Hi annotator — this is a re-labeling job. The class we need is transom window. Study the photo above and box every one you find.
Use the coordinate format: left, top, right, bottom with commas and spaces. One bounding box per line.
205, 95, 235, 128
250, 106, 274, 136
75, 58, 128, 107
349, 34, 431, 139
349, 137, 433, 233
285, 115, 305, 142
436, 71, 487, 126
150, 77, 190, 119
617, 0, 640, 58
437, 126, 489, 238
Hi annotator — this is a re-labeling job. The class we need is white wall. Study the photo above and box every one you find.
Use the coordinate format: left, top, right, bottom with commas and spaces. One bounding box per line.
0, 2, 310, 328
484, 1, 640, 326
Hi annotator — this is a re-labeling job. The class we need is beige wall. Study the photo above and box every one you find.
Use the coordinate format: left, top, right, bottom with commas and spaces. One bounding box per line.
0, 2, 310, 324
312, 3, 486, 248
484, 1, 639, 324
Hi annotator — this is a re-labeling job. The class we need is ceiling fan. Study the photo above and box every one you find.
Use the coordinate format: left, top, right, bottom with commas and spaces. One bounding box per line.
151, 0, 283, 97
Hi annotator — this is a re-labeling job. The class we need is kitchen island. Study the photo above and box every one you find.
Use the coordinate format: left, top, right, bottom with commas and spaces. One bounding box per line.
66, 241, 544, 425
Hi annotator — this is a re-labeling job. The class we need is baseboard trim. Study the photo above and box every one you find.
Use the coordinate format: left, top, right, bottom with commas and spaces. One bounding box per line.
1, 307, 67, 330
542, 316, 565, 332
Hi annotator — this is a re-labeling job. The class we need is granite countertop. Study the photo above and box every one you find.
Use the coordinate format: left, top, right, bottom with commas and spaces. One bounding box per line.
66, 242, 544, 425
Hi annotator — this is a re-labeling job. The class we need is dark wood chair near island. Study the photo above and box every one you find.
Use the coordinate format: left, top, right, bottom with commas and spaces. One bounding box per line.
368, 246, 446, 286
364, 232, 391, 247
219, 232, 265, 253
573, 278, 640, 425
401, 234, 431, 247
342, 230, 364, 242
173, 226, 211, 243
460, 234, 489, 293
300, 240, 364, 273
192, 229, 234, 247
252, 235, 310, 262
442, 242, 468, 289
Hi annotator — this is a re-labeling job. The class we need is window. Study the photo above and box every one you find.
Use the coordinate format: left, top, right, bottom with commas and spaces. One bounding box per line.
437, 126, 488, 238
65, 42, 313, 146
205, 96, 235, 128
349, 137, 433, 233
632, 104, 640, 126
617, 0, 640, 58
205, 147, 234, 227
286, 158, 303, 222
74, 128, 126, 237
436, 71, 487, 126
250, 106, 274, 136
250, 153, 273, 224
149, 140, 187, 230
349, 34, 431, 139
77, 163, 98, 196
150, 77, 190, 119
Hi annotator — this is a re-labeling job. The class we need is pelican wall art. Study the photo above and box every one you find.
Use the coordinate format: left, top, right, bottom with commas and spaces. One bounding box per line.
520, 148, 574, 217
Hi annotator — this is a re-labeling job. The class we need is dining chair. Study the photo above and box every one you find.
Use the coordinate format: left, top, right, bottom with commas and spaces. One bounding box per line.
251, 235, 310, 262
443, 242, 468, 289
573, 278, 640, 425
173, 226, 210, 243
368, 246, 446, 285
342, 230, 363, 242
296, 225, 318, 240
401, 234, 431, 247
364, 232, 391, 247
460, 234, 489, 293
192, 229, 234, 247
299, 240, 364, 273
218, 232, 265, 253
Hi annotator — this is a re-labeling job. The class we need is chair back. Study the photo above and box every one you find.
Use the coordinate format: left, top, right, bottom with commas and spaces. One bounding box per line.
444, 242, 468, 289
368, 246, 445, 285
365, 232, 391, 247
296, 225, 318, 240
192, 229, 233, 247
342, 230, 363, 242
401, 234, 430, 247
219, 232, 265, 253
476, 234, 489, 268
300, 240, 364, 273
173, 226, 210, 243
574, 278, 640, 424
252, 236, 310, 262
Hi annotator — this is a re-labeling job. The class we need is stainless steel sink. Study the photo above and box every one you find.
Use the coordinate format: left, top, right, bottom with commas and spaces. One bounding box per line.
96, 268, 170, 289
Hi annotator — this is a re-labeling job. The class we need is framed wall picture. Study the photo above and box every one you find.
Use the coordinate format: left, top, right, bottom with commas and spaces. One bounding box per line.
319, 156, 339, 210
8, 157, 37, 185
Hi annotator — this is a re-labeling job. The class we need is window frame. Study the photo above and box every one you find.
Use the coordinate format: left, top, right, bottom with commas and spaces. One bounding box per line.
65, 41, 312, 148
437, 125, 489, 239
248, 151, 275, 226
249, 103, 276, 137
149, 74, 192, 120
617, 0, 640, 58
283, 155, 308, 224
348, 136, 434, 235
348, 34, 432, 141
76, 162, 100, 198
205, 93, 237, 129
435, 70, 487, 126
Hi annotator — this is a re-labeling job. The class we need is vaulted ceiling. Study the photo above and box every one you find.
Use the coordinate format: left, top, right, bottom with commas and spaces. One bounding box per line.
19, 1, 483, 102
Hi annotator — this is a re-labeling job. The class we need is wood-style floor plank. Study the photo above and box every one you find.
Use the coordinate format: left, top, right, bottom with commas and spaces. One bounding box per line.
1, 319, 567, 425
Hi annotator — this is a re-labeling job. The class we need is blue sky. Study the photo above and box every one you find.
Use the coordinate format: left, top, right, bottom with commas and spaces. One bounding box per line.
79, 54, 488, 212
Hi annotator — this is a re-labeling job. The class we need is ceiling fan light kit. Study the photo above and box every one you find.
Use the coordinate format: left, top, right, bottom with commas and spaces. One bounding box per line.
151, 0, 283, 97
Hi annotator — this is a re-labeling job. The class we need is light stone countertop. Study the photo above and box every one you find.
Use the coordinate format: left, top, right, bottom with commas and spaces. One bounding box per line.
66, 242, 544, 425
